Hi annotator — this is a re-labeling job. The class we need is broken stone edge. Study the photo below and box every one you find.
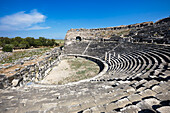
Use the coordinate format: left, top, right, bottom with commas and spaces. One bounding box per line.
33, 54, 108, 87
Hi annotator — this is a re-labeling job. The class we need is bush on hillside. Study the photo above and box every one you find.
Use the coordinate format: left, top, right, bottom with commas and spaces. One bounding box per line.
2, 44, 13, 52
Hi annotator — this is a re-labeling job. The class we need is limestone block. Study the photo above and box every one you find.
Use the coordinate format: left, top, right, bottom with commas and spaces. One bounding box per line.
81, 101, 96, 110
156, 106, 170, 113
109, 92, 128, 102
154, 70, 160, 76
95, 98, 109, 106
106, 103, 119, 112
143, 80, 159, 88
139, 89, 156, 98
126, 87, 136, 94
163, 70, 170, 76
90, 106, 100, 113
155, 91, 170, 101
143, 98, 160, 106
54, 106, 69, 113
136, 101, 153, 110
127, 94, 142, 102
137, 87, 146, 92
68, 104, 81, 112
96, 105, 107, 112
152, 85, 163, 93
159, 81, 170, 90
12, 79, 20, 87
116, 98, 131, 108
120, 105, 141, 113
83, 109, 91, 113
41, 103, 58, 111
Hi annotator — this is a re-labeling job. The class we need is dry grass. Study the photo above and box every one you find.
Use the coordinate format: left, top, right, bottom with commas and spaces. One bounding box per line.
55, 40, 64, 46
0, 47, 51, 64
0, 48, 52, 76
57, 56, 100, 85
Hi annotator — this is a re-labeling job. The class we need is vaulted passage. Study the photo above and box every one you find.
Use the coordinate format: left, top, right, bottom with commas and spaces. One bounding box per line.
76, 36, 82, 41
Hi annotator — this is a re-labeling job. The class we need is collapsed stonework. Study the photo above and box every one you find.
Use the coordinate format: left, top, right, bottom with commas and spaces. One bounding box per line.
65, 17, 170, 45
0, 48, 62, 89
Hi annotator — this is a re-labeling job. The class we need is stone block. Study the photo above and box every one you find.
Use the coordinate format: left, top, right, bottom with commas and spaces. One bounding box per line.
139, 89, 156, 98
95, 97, 109, 106
126, 86, 136, 94
106, 103, 119, 112
137, 87, 146, 92
127, 94, 142, 102
152, 85, 163, 93
83, 109, 91, 113
81, 101, 96, 110
12, 79, 20, 87
41, 103, 58, 111
120, 105, 141, 113
68, 104, 81, 112
143, 98, 160, 106
116, 98, 131, 108
156, 106, 170, 113
136, 101, 153, 110
155, 91, 170, 101
90, 106, 100, 113
96, 105, 107, 112
143, 80, 159, 88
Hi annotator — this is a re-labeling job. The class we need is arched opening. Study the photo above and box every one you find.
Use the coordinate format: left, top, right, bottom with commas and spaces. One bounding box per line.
76, 36, 82, 41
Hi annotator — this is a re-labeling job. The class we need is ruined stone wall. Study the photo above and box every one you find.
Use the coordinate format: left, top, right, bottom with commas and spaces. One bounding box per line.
65, 17, 170, 45
65, 22, 153, 42
0, 48, 62, 89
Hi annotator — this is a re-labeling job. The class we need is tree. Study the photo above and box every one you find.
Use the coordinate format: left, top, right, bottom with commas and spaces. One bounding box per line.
2, 44, 13, 52
11, 41, 19, 47
3, 37, 11, 44
14, 37, 23, 43
0, 41, 2, 47
51, 39, 56, 46
25, 37, 35, 46
39, 37, 47, 46
19, 40, 30, 49
46, 39, 53, 46
34, 39, 42, 47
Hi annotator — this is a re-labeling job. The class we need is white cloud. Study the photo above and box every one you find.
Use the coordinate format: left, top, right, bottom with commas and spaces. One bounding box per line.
27, 25, 51, 30
0, 9, 50, 31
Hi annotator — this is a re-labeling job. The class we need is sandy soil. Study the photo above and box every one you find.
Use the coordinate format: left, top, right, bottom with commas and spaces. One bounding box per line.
41, 58, 73, 84
41, 56, 99, 85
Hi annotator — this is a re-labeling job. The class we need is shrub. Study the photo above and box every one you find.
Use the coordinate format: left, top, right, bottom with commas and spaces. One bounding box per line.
2, 44, 13, 52
19, 40, 30, 49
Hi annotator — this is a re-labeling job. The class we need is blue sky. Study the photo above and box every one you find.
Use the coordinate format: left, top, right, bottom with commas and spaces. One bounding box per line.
0, 0, 170, 39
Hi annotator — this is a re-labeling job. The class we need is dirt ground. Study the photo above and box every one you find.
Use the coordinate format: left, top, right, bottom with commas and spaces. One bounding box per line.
41, 56, 99, 85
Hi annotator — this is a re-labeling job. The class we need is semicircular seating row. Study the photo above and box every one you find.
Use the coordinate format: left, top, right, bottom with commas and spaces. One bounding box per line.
107, 47, 170, 81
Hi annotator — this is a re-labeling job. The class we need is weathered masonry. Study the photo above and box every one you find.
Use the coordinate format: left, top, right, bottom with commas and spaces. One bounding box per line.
0, 48, 61, 89
65, 17, 170, 45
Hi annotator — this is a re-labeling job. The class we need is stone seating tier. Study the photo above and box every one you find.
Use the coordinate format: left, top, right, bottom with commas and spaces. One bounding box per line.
0, 41, 170, 113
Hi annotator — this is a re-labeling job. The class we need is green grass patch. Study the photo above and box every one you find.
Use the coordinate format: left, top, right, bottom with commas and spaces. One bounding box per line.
58, 57, 100, 85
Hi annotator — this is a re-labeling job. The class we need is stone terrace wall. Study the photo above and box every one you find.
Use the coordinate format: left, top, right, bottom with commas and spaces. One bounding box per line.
0, 48, 62, 89
65, 22, 153, 41
65, 17, 170, 45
